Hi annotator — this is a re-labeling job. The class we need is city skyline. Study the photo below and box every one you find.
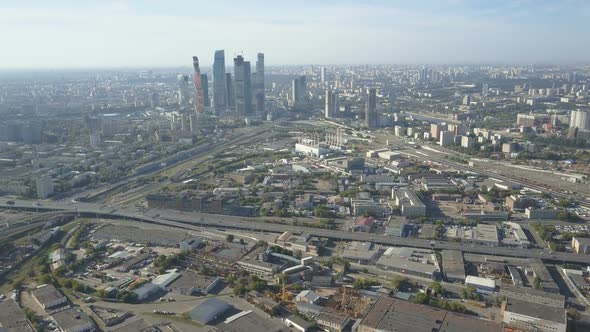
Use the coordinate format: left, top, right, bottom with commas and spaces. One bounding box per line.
1, 0, 590, 69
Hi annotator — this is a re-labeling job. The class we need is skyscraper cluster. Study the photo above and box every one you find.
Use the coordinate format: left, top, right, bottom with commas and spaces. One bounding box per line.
210, 50, 265, 116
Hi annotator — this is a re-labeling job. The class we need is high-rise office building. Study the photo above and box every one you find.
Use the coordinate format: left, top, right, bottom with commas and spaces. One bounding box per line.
201, 74, 210, 107
320, 67, 327, 84
225, 73, 234, 108
213, 50, 227, 112
233, 55, 252, 116
177, 74, 190, 106
253, 53, 265, 112
365, 88, 378, 128
325, 89, 338, 118
192, 56, 205, 114
292, 76, 307, 104
570, 110, 590, 130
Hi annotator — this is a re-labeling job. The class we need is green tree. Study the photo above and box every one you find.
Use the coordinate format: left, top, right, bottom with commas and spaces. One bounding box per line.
390, 276, 411, 291
429, 282, 443, 295
38, 274, 52, 284
353, 278, 379, 290
533, 276, 542, 289
414, 292, 430, 304
95, 289, 109, 298
226, 234, 235, 242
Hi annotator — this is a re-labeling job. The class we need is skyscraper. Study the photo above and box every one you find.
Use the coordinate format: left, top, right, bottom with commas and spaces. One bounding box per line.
201, 74, 210, 107
192, 56, 205, 114
292, 76, 307, 104
325, 89, 338, 118
365, 88, 378, 128
177, 74, 190, 106
253, 53, 265, 112
320, 66, 327, 84
225, 73, 234, 108
213, 50, 227, 112
570, 110, 590, 130
233, 55, 252, 116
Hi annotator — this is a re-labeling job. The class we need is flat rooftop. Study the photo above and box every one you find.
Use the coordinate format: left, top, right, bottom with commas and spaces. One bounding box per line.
505, 297, 565, 324
441, 250, 466, 280
214, 311, 289, 332
51, 308, 95, 331
476, 224, 499, 243
0, 299, 34, 332
361, 297, 502, 332
109, 318, 159, 332
32, 284, 65, 306
376, 247, 439, 275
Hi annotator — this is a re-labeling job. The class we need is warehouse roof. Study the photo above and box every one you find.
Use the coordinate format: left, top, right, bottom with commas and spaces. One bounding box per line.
376, 247, 439, 275
465, 275, 496, 289
31, 284, 66, 307
441, 250, 465, 280
505, 297, 565, 324
0, 299, 34, 332
51, 308, 95, 332
188, 298, 232, 324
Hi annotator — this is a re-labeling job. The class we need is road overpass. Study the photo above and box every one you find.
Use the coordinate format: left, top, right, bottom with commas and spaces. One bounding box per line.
3, 199, 590, 265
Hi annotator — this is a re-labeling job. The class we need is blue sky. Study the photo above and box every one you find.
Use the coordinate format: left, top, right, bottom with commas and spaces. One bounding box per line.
0, 0, 589, 68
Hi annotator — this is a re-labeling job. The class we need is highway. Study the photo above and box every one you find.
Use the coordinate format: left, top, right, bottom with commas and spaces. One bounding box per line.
3, 199, 590, 265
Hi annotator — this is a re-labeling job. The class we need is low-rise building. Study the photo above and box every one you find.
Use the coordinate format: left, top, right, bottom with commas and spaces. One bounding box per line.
295, 290, 322, 304
392, 189, 426, 217
526, 258, 560, 293
51, 308, 96, 332
295, 302, 324, 318
0, 299, 34, 332
351, 216, 375, 232
376, 247, 440, 280
441, 250, 465, 282
32, 284, 68, 311
358, 296, 501, 332
168, 271, 224, 295
502, 297, 567, 332
316, 308, 350, 332
507, 265, 524, 287
284, 315, 313, 332
341, 241, 379, 265
465, 276, 496, 293
475, 224, 499, 245
502, 222, 530, 248
350, 199, 391, 217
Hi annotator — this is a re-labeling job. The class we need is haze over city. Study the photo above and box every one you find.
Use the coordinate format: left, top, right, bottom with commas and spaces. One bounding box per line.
1, 0, 590, 68
2, 1, 590, 332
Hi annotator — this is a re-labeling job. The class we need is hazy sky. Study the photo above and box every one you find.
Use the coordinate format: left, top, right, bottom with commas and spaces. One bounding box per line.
1, 0, 589, 69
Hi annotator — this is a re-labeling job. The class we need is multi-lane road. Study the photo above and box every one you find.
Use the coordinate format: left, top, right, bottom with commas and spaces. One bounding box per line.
4, 199, 590, 265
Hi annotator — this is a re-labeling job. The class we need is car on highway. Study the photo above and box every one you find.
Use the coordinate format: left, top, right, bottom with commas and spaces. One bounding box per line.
6, 200, 15, 205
